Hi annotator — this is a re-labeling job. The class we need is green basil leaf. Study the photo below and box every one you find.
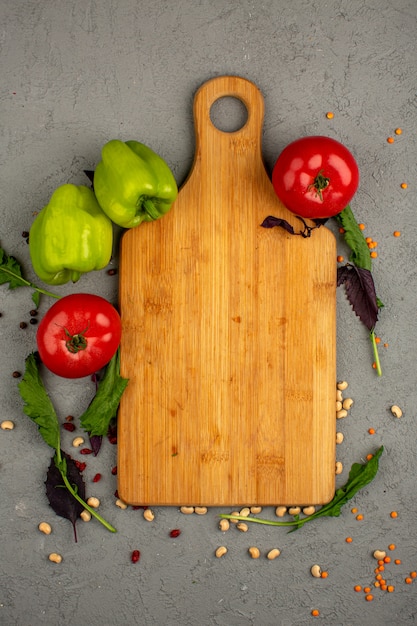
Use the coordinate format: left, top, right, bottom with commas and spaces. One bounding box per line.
18, 353, 61, 452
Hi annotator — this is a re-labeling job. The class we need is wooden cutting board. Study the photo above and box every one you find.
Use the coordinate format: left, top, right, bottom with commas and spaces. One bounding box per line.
117, 76, 336, 507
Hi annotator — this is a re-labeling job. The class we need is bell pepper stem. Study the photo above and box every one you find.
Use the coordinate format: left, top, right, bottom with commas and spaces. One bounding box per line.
142, 197, 161, 221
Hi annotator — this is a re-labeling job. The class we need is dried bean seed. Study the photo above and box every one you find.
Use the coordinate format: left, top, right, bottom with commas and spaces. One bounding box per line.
48, 553, 62, 564
80, 510, 92, 522
342, 398, 353, 410
215, 546, 227, 558
335, 461, 343, 475
266, 548, 281, 560
236, 522, 249, 532
38, 522, 52, 535
311, 564, 322, 578
180, 506, 194, 515
194, 506, 207, 515
288, 506, 301, 515
115, 499, 128, 510
86, 496, 100, 508
72, 436, 85, 448
337, 381, 348, 390
336, 432, 344, 444
219, 519, 230, 531
239, 507, 250, 517
275, 506, 287, 517
248, 546, 260, 559
302, 506, 316, 516
390, 405, 403, 418
336, 409, 348, 419
143, 508, 154, 521
1, 420, 15, 430
250, 506, 262, 514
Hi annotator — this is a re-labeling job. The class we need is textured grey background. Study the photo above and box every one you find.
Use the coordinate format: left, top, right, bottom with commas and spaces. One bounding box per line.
1, 1, 416, 624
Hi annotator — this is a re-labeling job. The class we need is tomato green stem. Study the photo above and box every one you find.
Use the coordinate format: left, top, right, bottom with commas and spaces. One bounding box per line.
308, 169, 330, 200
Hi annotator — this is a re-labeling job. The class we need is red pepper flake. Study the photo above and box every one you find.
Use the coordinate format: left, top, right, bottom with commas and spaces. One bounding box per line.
80, 448, 93, 455
169, 529, 181, 538
62, 423, 76, 432
92, 473, 102, 483
75, 461, 87, 472
111, 465, 118, 475
131, 550, 141, 563
114, 490, 119, 498
65, 415, 74, 422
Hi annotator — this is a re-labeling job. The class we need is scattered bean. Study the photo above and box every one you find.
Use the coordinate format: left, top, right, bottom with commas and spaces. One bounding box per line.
80, 510, 92, 522
335, 461, 343, 475
288, 506, 301, 515
194, 506, 208, 515
336, 401, 343, 412
239, 507, 251, 517
1, 420, 15, 430
86, 496, 100, 508
236, 522, 249, 532
342, 398, 353, 410
215, 546, 227, 558
336, 409, 348, 419
390, 405, 403, 418
337, 381, 348, 391
311, 564, 322, 578
38, 522, 52, 535
115, 498, 128, 510
72, 436, 85, 448
48, 553, 62, 564
248, 546, 260, 559
250, 506, 262, 514
373, 550, 387, 560
229, 511, 240, 524
219, 519, 230, 532
336, 389, 343, 402
180, 506, 194, 515
266, 548, 281, 560
143, 508, 155, 521
275, 506, 287, 517
336, 432, 344, 444
131, 550, 140, 563
302, 506, 316, 516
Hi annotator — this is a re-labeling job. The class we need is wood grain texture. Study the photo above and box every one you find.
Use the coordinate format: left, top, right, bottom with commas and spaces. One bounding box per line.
117, 76, 336, 506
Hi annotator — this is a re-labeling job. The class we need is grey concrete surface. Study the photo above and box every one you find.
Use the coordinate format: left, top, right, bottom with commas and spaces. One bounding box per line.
1, 0, 416, 624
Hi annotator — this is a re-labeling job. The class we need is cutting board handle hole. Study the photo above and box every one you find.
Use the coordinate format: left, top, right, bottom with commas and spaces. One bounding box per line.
209, 96, 248, 133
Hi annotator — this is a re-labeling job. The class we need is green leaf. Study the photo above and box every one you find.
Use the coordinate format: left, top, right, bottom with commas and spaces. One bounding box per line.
219, 446, 384, 532
18, 353, 61, 451
0, 245, 60, 301
80, 349, 129, 436
335, 206, 372, 271
0, 247, 28, 289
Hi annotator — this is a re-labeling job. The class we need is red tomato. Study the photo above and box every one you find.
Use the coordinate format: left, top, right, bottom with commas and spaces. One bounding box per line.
272, 136, 359, 219
36, 293, 122, 378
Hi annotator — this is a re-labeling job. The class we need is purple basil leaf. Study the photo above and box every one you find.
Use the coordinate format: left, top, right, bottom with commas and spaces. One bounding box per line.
89, 434, 102, 457
337, 265, 379, 331
261, 216, 296, 235
45, 451, 86, 542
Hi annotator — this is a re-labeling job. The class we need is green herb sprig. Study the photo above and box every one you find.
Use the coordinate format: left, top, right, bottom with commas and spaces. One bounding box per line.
335, 206, 383, 376
219, 446, 384, 532
18, 353, 116, 534
0, 245, 60, 306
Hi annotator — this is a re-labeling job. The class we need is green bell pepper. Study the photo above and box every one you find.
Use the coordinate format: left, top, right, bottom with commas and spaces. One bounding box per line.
29, 184, 113, 285
93, 139, 178, 228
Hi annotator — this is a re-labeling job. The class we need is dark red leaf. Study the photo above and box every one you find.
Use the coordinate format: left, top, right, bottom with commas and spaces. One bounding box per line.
337, 265, 379, 331
261, 215, 296, 234
89, 434, 102, 456
45, 451, 86, 542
